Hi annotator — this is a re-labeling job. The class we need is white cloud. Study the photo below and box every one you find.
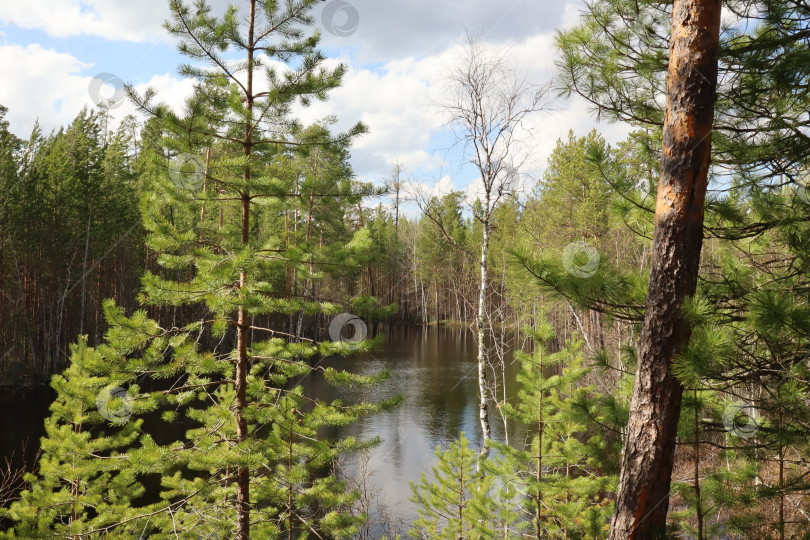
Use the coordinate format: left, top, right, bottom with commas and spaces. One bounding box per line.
395, 174, 456, 218
560, 1, 585, 30
0, 44, 91, 135
0, 3, 632, 195
289, 29, 632, 187
119, 73, 197, 121
433, 175, 454, 198
317, 0, 581, 62
293, 55, 439, 180
379, 150, 445, 172
0, 0, 586, 57
81, 74, 196, 134
0, 43, 194, 137
0, 0, 169, 42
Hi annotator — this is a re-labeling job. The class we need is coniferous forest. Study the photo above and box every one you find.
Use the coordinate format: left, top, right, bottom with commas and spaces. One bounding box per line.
2, 0, 810, 538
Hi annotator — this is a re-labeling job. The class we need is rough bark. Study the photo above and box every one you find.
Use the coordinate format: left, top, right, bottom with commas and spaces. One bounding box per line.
608, 0, 721, 537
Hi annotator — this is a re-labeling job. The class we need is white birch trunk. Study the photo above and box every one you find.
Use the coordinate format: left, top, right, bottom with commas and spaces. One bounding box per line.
477, 217, 492, 458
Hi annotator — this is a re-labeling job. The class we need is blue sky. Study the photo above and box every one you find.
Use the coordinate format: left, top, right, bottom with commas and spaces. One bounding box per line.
0, 0, 632, 207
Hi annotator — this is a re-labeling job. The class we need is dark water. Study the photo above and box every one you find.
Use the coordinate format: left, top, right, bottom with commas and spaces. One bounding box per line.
303, 325, 524, 534
0, 385, 52, 478
0, 325, 523, 536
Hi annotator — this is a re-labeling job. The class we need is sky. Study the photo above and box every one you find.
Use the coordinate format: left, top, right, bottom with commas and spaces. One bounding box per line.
0, 0, 633, 205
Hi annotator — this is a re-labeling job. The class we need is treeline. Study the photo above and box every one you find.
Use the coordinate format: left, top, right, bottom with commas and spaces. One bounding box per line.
0, 108, 430, 383
0, 111, 621, 383
0, 107, 142, 382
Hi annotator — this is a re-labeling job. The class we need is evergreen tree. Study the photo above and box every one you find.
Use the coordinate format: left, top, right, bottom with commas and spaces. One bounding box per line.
497, 323, 621, 539
5, 335, 152, 538
409, 433, 497, 540
415, 193, 469, 323
536, 130, 612, 247
125, 0, 392, 535
8, 0, 396, 537
0, 108, 142, 380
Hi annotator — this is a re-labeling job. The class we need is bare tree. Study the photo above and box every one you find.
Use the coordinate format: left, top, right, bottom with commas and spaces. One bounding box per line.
384, 162, 404, 238
421, 32, 549, 458
482, 284, 515, 447
0, 444, 38, 509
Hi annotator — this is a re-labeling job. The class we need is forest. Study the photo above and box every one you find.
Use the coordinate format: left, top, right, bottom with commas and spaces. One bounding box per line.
1, 0, 810, 538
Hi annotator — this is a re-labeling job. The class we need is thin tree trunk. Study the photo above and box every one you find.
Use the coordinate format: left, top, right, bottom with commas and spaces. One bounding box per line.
218, 202, 224, 254
199, 147, 210, 243
234, 2, 255, 538
694, 389, 703, 540
477, 219, 492, 459
535, 345, 544, 540
79, 212, 92, 337
779, 406, 785, 540
355, 201, 377, 298
608, 0, 721, 537
394, 182, 400, 236
433, 271, 439, 323
566, 300, 592, 352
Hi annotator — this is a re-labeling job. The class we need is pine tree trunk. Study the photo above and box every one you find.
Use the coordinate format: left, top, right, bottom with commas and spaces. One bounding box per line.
608, 0, 721, 537
79, 212, 91, 337
694, 390, 703, 540
235, 193, 250, 540
536, 346, 544, 540
778, 406, 785, 540
200, 147, 210, 243
235, 2, 255, 538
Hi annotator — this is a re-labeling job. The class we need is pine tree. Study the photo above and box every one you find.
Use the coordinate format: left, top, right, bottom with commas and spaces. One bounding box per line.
0, 104, 21, 381
668, 233, 810, 538
122, 0, 392, 536
409, 433, 497, 539
5, 335, 152, 538
496, 323, 620, 539
0, 108, 142, 380
415, 193, 468, 323
7, 0, 396, 537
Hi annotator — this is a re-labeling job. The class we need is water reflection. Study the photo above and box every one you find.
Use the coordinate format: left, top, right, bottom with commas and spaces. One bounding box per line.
303, 324, 525, 532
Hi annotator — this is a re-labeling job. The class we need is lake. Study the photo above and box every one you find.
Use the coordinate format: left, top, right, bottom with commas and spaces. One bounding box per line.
303, 324, 524, 536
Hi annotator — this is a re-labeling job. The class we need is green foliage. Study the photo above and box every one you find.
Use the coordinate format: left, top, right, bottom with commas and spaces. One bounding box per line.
498, 325, 620, 539
0, 107, 142, 381
409, 433, 498, 539
536, 130, 613, 244
7, 0, 810, 536
554, 1, 810, 533
409, 327, 623, 540
5, 338, 152, 538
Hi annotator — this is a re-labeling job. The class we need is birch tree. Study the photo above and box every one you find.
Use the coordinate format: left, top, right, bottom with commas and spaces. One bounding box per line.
427, 34, 547, 456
